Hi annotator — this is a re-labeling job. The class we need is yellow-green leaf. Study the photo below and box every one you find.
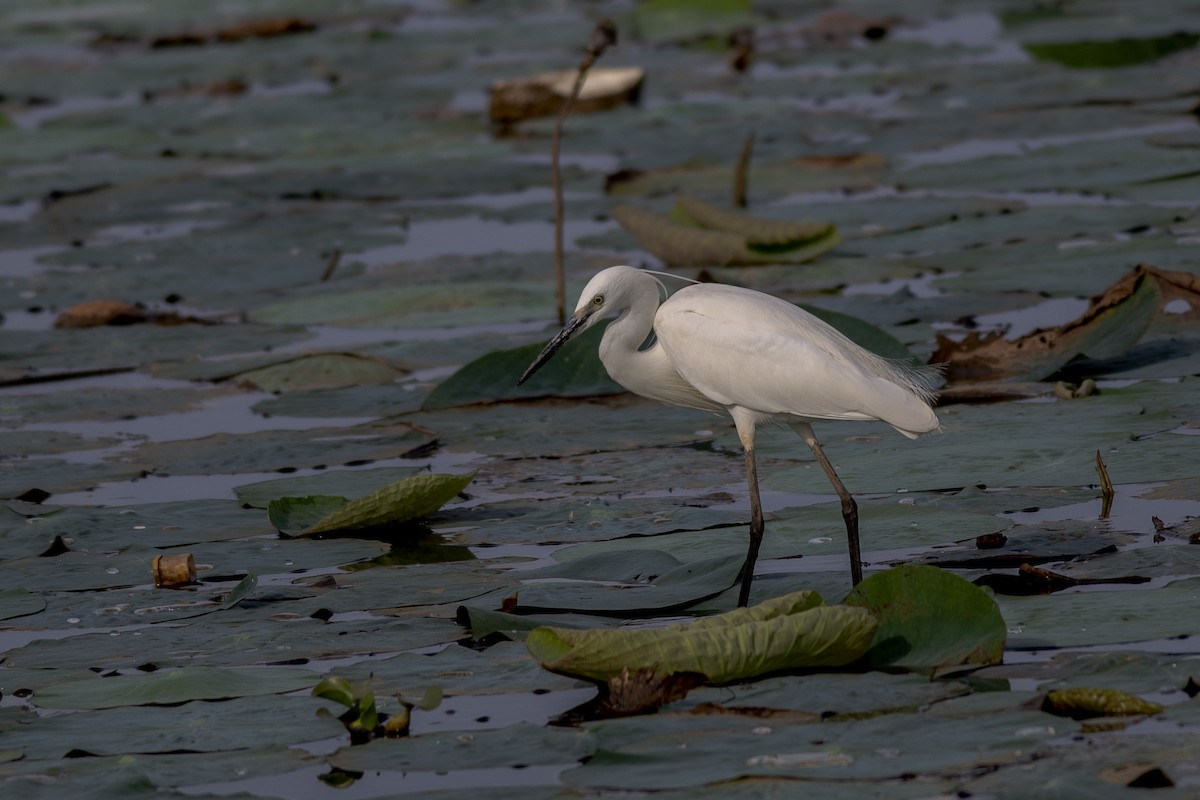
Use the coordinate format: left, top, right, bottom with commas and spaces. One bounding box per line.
288, 473, 474, 536
1043, 688, 1165, 719
526, 590, 876, 684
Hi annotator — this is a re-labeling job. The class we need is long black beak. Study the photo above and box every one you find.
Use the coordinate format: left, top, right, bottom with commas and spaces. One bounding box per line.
518, 310, 590, 385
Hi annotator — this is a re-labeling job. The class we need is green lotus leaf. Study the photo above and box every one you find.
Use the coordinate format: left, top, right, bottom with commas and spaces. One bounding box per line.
271, 473, 474, 536
526, 589, 877, 683
33, 666, 319, 710
845, 564, 1006, 673
422, 323, 620, 410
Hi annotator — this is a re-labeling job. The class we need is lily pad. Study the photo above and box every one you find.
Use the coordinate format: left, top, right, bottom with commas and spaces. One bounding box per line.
422, 323, 621, 409
844, 564, 1006, 673
233, 353, 405, 393
526, 589, 877, 683
0, 587, 46, 621
328, 721, 596, 773
513, 554, 743, 614
33, 665, 319, 710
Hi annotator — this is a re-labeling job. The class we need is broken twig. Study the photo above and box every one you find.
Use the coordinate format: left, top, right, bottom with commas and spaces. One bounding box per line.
320, 248, 342, 282
1095, 450, 1115, 518
733, 131, 754, 209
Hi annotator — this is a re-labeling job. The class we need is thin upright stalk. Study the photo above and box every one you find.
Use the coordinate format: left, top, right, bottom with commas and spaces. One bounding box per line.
551, 19, 616, 326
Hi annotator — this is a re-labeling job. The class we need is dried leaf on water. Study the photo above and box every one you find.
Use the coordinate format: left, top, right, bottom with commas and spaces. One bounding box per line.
1042, 687, 1164, 719
489, 67, 645, 125
932, 264, 1199, 383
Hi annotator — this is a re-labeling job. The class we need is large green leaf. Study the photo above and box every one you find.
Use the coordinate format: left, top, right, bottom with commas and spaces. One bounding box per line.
422, 323, 621, 409
1024, 32, 1200, 68
269, 472, 474, 536
33, 666, 320, 710
844, 565, 1006, 673
526, 590, 877, 683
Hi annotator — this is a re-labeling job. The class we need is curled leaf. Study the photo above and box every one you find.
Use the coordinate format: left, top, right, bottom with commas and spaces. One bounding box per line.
933, 265, 1197, 383
526, 590, 877, 684
312, 676, 356, 708
270, 473, 475, 536
614, 195, 839, 267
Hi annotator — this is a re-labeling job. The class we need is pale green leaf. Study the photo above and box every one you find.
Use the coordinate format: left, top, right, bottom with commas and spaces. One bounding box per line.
298, 472, 475, 535
526, 590, 877, 683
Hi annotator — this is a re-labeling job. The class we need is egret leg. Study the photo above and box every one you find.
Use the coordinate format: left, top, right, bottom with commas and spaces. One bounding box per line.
732, 410, 763, 607
791, 422, 862, 586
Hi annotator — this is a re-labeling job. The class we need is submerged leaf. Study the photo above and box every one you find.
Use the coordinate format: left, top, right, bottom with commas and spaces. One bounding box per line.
526, 589, 877, 683
845, 564, 1006, 673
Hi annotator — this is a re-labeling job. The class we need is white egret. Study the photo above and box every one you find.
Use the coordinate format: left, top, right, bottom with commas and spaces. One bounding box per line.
519, 265, 941, 606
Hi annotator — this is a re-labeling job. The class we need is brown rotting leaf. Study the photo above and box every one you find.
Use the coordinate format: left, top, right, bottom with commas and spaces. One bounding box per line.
933, 265, 1200, 383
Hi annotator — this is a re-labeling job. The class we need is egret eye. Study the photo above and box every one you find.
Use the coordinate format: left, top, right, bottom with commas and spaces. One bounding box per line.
592, 294, 604, 306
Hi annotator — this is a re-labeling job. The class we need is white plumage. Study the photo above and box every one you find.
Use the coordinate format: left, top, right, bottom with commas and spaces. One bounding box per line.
520, 265, 941, 605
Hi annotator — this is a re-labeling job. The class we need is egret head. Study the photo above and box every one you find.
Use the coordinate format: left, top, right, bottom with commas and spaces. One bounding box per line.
517, 265, 659, 386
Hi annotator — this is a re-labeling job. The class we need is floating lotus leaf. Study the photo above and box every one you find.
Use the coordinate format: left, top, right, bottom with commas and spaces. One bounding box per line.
845, 564, 1006, 673
526, 589, 877, 683
33, 666, 320, 710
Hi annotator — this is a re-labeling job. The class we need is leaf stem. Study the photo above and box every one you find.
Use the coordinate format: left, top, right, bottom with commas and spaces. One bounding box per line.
552, 19, 616, 326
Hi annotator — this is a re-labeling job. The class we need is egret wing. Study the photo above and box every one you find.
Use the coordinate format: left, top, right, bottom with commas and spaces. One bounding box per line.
656, 287, 937, 433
